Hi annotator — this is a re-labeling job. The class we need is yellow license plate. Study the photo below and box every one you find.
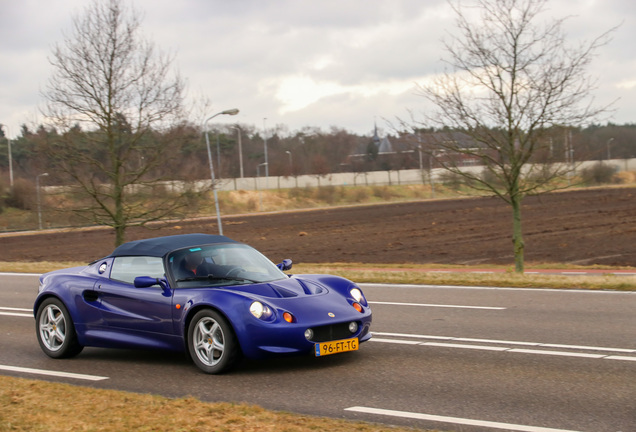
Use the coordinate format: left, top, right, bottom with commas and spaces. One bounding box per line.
315, 338, 358, 357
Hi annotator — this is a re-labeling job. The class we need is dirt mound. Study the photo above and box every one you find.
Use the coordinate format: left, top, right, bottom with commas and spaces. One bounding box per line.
2, 187, 635, 267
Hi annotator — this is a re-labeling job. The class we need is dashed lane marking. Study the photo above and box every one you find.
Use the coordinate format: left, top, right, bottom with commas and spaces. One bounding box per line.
0, 307, 32, 317
345, 406, 582, 432
369, 301, 505, 310
371, 332, 636, 362
0, 364, 109, 381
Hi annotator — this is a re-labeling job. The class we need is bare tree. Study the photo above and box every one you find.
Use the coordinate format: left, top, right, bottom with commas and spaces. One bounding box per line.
416, 0, 615, 272
42, 0, 188, 246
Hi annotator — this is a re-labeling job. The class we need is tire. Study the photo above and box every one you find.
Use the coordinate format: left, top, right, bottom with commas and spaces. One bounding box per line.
35, 297, 84, 359
187, 309, 241, 374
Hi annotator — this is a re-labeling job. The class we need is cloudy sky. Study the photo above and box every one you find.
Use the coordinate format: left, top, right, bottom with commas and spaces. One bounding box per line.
1, 0, 635, 138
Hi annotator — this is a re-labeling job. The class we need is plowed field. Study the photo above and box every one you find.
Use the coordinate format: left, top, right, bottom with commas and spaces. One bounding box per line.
2, 187, 635, 267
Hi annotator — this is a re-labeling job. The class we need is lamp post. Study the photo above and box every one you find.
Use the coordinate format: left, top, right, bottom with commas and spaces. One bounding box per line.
257, 162, 268, 211
0, 124, 13, 189
606, 137, 614, 160
216, 134, 222, 179
36, 173, 49, 230
263, 118, 269, 180
232, 125, 244, 178
204, 108, 239, 235
285, 150, 292, 175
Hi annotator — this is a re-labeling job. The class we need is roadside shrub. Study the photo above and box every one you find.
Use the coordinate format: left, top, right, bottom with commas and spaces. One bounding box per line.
349, 186, 370, 202
5, 178, 36, 210
287, 186, 313, 201
315, 185, 338, 204
439, 171, 466, 189
481, 168, 506, 189
580, 162, 618, 185
371, 185, 393, 200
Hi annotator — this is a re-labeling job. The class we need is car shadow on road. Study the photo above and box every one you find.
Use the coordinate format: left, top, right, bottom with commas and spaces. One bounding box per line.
238, 351, 364, 375
71, 346, 368, 376
75, 347, 190, 366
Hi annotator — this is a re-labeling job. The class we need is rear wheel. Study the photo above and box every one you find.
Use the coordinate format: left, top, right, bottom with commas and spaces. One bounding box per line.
188, 309, 241, 374
35, 298, 83, 358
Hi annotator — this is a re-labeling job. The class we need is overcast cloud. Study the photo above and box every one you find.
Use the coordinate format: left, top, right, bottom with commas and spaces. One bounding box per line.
1, 0, 634, 138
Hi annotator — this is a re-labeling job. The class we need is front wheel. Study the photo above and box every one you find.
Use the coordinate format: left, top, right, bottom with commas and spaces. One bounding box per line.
35, 298, 83, 359
187, 309, 241, 374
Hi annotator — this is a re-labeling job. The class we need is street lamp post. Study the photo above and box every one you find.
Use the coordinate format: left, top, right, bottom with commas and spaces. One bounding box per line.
216, 134, 222, 179
606, 137, 614, 160
257, 162, 268, 211
204, 108, 239, 235
263, 118, 269, 180
231, 125, 244, 178
285, 150, 292, 175
36, 173, 49, 230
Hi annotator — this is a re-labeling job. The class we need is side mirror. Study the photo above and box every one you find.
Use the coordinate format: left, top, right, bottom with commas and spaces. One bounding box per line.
134, 276, 171, 296
134, 276, 160, 288
277, 259, 293, 271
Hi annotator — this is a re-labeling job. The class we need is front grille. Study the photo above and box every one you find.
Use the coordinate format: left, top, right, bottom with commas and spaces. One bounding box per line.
310, 322, 355, 342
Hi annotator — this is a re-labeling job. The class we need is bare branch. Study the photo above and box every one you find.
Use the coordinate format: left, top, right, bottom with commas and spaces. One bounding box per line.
40, 0, 188, 246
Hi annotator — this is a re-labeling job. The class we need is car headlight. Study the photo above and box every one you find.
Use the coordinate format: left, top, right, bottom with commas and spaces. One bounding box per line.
249, 301, 273, 320
350, 287, 367, 305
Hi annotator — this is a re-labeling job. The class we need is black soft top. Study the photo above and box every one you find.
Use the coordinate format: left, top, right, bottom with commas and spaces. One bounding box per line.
108, 233, 238, 258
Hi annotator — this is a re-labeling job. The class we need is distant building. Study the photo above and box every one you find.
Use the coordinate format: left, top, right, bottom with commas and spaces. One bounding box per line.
344, 125, 485, 172
371, 123, 393, 153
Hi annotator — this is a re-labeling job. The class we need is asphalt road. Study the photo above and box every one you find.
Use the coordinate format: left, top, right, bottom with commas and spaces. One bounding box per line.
1, 273, 634, 432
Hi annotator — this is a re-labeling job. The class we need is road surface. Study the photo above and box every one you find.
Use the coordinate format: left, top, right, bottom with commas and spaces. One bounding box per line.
1, 273, 634, 432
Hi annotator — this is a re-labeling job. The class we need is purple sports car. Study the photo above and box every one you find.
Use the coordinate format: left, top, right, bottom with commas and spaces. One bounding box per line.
34, 233, 372, 373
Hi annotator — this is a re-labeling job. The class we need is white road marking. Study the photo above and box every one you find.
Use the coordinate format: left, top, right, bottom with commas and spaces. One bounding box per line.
360, 282, 636, 294
0, 307, 32, 318
369, 301, 505, 310
345, 406, 582, 432
371, 332, 636, 361
605, 355, 636, 362
371, 338, 421, 345
373, 332, 636, 353
0, 272, 41, 277
0, 364, 109, 381
0, 312, 32, 317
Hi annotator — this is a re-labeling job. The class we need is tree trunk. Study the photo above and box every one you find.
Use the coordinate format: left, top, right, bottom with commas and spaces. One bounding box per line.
511, 195, 524, 273
114, 184, 126, 247
114, 224, 126, 247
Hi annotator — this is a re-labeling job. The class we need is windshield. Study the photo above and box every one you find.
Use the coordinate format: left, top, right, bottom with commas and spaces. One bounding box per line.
167, 243, 287, 288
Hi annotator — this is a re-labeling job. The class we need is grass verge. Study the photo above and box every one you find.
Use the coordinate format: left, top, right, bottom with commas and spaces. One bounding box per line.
0, 376, 434, 432
293, 263, 636, 291
3, 261, 634, 291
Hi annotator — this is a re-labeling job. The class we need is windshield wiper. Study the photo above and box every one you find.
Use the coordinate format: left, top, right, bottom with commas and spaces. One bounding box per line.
176, 274, 260, 284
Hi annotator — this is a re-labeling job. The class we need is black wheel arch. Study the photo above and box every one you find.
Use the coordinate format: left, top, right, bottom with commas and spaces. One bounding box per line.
182, 304, 243, 355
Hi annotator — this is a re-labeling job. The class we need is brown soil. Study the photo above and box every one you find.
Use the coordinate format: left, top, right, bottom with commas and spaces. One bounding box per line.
1, 187, 635, 267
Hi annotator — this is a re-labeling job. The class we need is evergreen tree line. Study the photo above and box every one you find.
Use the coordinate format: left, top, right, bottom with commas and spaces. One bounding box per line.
1, 122, 634, 189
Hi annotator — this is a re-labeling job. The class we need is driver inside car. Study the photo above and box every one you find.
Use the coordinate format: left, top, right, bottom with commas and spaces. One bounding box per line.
178, 250, 207, 278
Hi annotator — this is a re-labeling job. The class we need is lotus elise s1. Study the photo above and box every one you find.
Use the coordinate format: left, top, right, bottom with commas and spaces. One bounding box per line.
34, 233, 372, 373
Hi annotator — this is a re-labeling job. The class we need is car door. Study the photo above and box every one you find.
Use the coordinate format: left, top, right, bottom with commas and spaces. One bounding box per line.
96, 256, 175, 340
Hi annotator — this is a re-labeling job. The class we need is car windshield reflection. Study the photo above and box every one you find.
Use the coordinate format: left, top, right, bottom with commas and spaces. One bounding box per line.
168, 243, 287, 288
